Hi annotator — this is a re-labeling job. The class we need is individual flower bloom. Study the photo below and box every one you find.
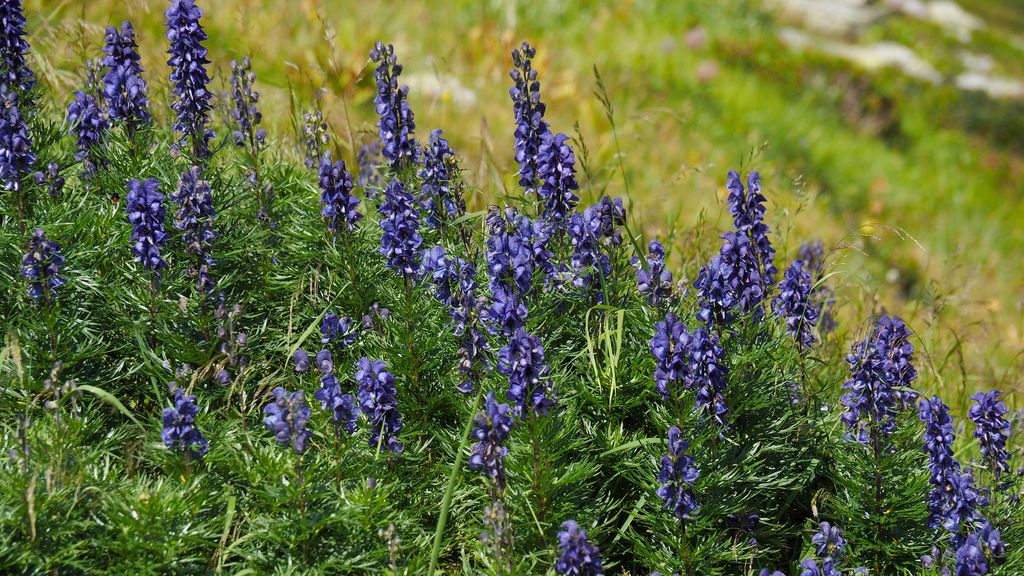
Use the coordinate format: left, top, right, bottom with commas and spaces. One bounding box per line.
32, 161, 63, 198
292, 349, 310, 373
125, 178, 169, 273
422, 245, 457, 306
687, 327, 729, 431
165, 0, 214, 159
977, 521, 1005, 558
469, 392, 515, 489
369, 42, 418, 170
101, 21, 151, 126
263, 387, 312, 455
635, 239, 673, 306
20, 228, 66, 302
484, 284, 528, 338
772, 259, 819, 351
554, 520, 604, 576
320, 312, 357, 346
315, 348, 333, 373
968, 390, 1011, 478
66, 90, 108, 175
161, 386, 209, 458
536, 131, 580, 225
498, 328, 555, 416
509, 41, 550, 195
944, 469, 986, 534
378, 179, 422, 278
171, 166, 217, 294
420, 129, 463, 228
726, 170, 777, 288
811, 522, 847, 559
954, 533, 988, 576
0, 89, 35, 191
354, 358, 404, 454
319, 153, 362, 235
228, 56, 266, 149
357, 139, 383, 191
0, 0, 35, 92
920, 395, 962, 529
314, 357, 359, 435
656, 425, 699, 521
650, 312, 688, 400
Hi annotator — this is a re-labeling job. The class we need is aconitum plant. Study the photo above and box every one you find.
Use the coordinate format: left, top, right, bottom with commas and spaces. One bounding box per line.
320, 312, 357, 346
21, 228, 65, 302
355, 358, 404, 454
727, 170, 777, 288
486, 206, 538, 297
693, 254, 738, 328
171, 166, 217, 294
920, 395, 962, 529
651, 312, 688, 401
567, 196, 625, 290
716, 230, 765, 317
968, 390, 1011, 478
0, 89, 35, 191
773, 259, 819, 351
656, 425, 700, 521
378, 179, 422, 278
263, 387, 312, 455
125, 178, 169, 273
319, 154, 362, 237
0, 0, 35, 93
536, 131, 580, 225
369, 42, 418, 170
954, 533, 988, 576
498, 328, 555, 416
312, 350, 359, 435
509, 41, 550, 195
420, 129, 463, 229
469, 392, 515, 490
161, 386, 208, 458
228, 56, 265, 149
101, 21, 150, 127
555, 520, 604, 576
484, 284, 528, 338
689, 327, 729, 431
165, 0, 214, 159
798, 522, 848, 576
635, 239, 673, 307
66, 90, 108, 175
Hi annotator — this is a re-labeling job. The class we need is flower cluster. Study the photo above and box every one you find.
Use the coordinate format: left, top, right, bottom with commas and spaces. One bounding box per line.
485, 206, 548, 296
727, 170, 777, 287
302, 109, 329, 170
968, 390, 1011, 478
689, 327, 730, 431
656, 425, 700, 521
101, 21, 150, 127
125, 178, 169, 273
161, 385, 208, 458
171, 166, 217, 294
651, 312, 688, 400
311, 349, 359, 435
555, 520, 604, 576
772, 259, 819, 351
420, 129, 463, 228
498, 328, 555, 416
263, 387, 312, 455
567, 196, 625, 290
920, 395, 963, 529
536, 131, 580, 225
509, 42, 550, 193
320, 312, 357, 347
319, 154, 362, 236
228, 56, 266, 149
32, 161, 63, 198
469, 392, 515, 490
20, 228, 65, 302
66, 90, 108, 175
165, 0, 214, 159
840, 315, 917, 443
214, 303, 248, 385
799, 522, 847, 576
634, 239, 673, 306
0, 0, 35, 92
369, 42, 418, 170
0, 90, 35, 191
355, 358, 404, 454
378, 179, 422, 278
797, 240, 837, 335
357, 140, 383, 191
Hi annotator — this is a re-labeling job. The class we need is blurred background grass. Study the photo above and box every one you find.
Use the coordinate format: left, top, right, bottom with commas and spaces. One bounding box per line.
23, 0, 1024, 404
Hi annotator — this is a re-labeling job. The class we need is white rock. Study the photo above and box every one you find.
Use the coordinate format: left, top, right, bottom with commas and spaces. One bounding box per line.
956, 72, 1024, 99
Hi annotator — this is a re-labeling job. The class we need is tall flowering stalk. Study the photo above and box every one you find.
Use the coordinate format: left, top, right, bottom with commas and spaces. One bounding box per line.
1, 88, 34, 233
536, 131, 580, 226
319, 154, 362, 239
263, 387, 312, 455
161, 384, 208, 461
554, 520, 604, 576
378, 179, 422, 279
920, 395, 979, 532
171, 166, 217, 295
0, 0, 35, 93
498, 328, 555, 417
688, 327, 729, 432
773, 259, 819, 351
125, 178, 169, 274
470, 391, 516, 571
311, 349, 359, 439
165, 0, 214, 160
657, 425, 700, 522
420, 129, 463, 230
567, 196, 625, 293
355, 358, 404, 454
509, 41, 550, 197
798, 240, 837, 335
66, 91, 108, 178
369, 42, 418, 171
727, 170, 777, 288
229, 56, 273, 225
634, 239, 673, 307
21, 228, 65, 305
968, 391, 1011, 481
101, 21, 151, 130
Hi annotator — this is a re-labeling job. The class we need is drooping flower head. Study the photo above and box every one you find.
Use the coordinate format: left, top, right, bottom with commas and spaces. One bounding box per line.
469, 392, 515, 490
656, 425, 700, 521
263, 387, 312, 455
320, 312, 357, 347
968, 390, 1011, 479
161, 386, 208, 458
171, 166, 216, 294
798, 522, 847, 576
228, 56, 265, 150
0, 89, 34, 191
32, 161, 62, 198
498, 328, 555, 416
651, 312, 688, 400
101, 21, 151, 127
536, 131, 580, 225
20, 228, 65, 302
312, 349, 359, 435
711, 230, 765, 320
378, 179, 422, 278
0, 0, 35, 93
165, 0, 214, 159
354, 358, 403, 454
369, 42, 418, 170
125, 178, 169, 273
954, 533, 988, 576
301, 109, 328, 170
635, 239, 673, 306
66, 90, 108, 175
484, 284, 528, 338
727, 170, 777, 288
319, 154, 362, 236
555, 520, 604, 576
567, 196, 625, 290
509, 41, 550, 195
920, 395, 963, 529
773, 259, 819, 351
688, 327, 730, 431
420, 129, 463, 228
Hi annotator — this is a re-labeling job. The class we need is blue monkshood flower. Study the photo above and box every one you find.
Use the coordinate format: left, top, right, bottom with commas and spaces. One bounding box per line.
422, 245, 456, 305
101, 21, 150, 126
228, 56, 266, 149
717, 230, 765, 317
498, 328, 555, 416
509, 41, 550, 195
759, 571, 785, 576
161, 386, 208, 458
536, 131, 580, 225
726, 170, 777, 288
920, 395, 963, 529
313, 349, 359, 435
20, 228, 65, 302
378, 179, 422, 278
318, 153, 362, 236
320, 312, 357, 346
840, 315, 917, 443
369, 42, 418, 170
420, 129, 464, 228
811, 522, 847, 558
125, 178, 169, 273
486, 206, 535, 295
292, 349, 310, 373
693, 254, 738, 328
968, 390, 1011, 479
171, 166, 217, 294
0, 0, 34, 92
555, 520, 604, 576
457, 325, 489, 394
689, 327, 730, 431
773, 259, 819, 351
32, 161, 63, 198
422, 245, 481, 330
798, 558, 839, 576
66, 90, 108, 175
0, 90, 35, 191
977, 521, 1005, 559
634, 239, 673, 306
567, 196, 625, 290
798, 240, 825, 275
954, 533, 988, 576
263, 387, 312, 455
355, 358, 404, 454
469, 391, 515, 490
650, 312, 688, 400
165, 0, 214, 159
946, 469, 986, 536
357, 140, 383, 191
725, 512, 760, 546
657, 425, 700, 521
484, 284, 529, 338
